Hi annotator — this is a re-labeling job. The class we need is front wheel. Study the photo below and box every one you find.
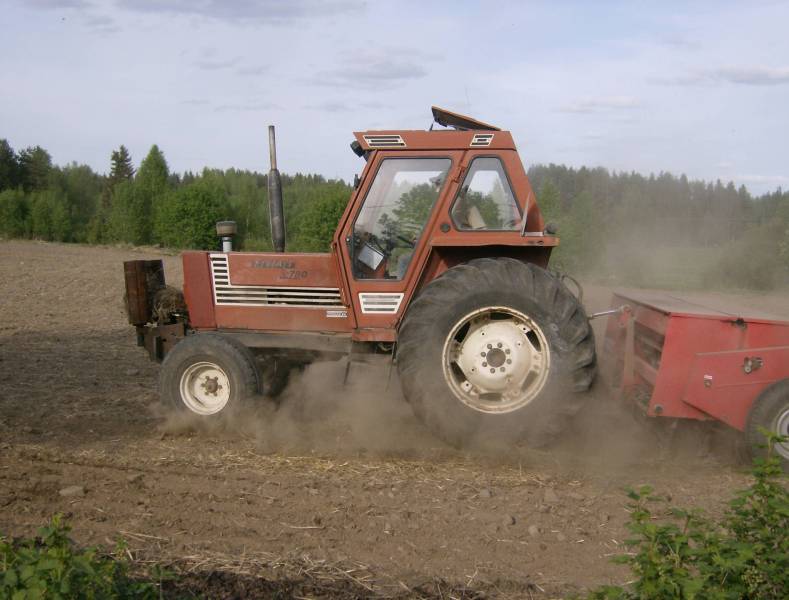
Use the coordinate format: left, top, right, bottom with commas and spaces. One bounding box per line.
160, 333, 260, 417
397, 258, 596, 448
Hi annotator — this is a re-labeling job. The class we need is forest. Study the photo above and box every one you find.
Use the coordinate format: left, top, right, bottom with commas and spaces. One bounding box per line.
0, 138, 787, 290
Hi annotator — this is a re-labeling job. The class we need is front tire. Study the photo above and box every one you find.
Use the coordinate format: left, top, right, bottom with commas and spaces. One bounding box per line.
397, 258, 596, 447
160, 333, 260, 417
745, 378, 789, 469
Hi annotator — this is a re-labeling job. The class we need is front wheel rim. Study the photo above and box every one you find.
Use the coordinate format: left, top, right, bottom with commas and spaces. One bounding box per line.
179, 361, 231, 415
774, 406, 789, 460
442, 306, 551, 414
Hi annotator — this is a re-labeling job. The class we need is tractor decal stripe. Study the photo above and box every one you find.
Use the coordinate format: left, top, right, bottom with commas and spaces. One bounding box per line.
209, 254, 344, 308
359, 292, 405, 314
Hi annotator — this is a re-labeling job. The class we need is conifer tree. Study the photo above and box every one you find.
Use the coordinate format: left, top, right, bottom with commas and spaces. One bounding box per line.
0, 139, 20, 191
109, 145, 134, 184
18, 146, 52, 192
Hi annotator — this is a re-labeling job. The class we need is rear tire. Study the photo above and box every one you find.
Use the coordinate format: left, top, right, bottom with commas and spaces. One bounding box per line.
160, 333, 260, 418
745, 378, 789, 469
397, 258, 596, 448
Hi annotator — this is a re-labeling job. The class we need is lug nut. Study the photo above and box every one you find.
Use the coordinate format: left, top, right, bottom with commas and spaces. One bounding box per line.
482, 362, 488, 367
497, 342, 502, 348
505, 349, 511, 354
506, 359, 512, 364
480, 352, 486, 357
490, 368, 496, 373
500, 367, 505, 372
487, 343, 492, 349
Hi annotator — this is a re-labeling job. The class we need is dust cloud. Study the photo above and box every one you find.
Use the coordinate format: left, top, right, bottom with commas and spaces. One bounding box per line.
158, 360, 450, 460
156, 355, 728, 475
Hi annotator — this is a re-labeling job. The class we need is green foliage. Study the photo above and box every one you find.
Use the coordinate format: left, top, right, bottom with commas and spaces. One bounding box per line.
704, 221, 788, 290
0, 139, 20, 191
532, 167, 788, 288
29, 190, 71, 242
53, 163, 104, 243
109, 145, 134, 184
154, 179, 228, 249
106, 181, 146, 244
588, 433, 788, 599
0, 189, 28, 237
0, 136, 786, 292
18, 146, 53, 193
288, 182, 349, 251
0, 514, 158, 599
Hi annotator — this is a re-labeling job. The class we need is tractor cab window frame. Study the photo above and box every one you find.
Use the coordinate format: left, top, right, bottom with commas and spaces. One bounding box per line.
450, 156, 522, 232
351, 156, 453, 281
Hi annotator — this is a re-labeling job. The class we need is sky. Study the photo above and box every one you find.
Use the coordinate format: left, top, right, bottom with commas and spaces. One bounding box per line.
1, 0, 788, 195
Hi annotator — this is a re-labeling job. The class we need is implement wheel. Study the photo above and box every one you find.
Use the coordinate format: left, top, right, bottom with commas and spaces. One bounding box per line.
160, 333, 259, 417
746, 378, 789, 469
397, 258, 596, 448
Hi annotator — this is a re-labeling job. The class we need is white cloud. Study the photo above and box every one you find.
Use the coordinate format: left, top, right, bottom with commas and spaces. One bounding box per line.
664, 65, 789, 86
557, 96, 641, 114
117, 0, 364, 23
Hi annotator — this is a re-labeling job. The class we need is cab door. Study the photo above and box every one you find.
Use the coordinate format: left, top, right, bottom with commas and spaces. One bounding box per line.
337, 150, 464, 337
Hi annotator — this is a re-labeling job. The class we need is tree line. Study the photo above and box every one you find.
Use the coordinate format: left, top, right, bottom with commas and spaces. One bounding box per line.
0, 138, 787, 289
0, 139, 349, 253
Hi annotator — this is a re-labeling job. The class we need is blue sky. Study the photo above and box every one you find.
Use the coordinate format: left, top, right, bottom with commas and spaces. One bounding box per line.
1, 0, 788, 194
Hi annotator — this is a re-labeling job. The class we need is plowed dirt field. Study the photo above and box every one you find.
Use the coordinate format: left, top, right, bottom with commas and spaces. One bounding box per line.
1, 240, 787, 598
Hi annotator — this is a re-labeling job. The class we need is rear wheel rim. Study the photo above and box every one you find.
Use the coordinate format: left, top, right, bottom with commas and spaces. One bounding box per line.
774, 406, 789, 460
442, 306, 551, 414
179, 361, 231, 415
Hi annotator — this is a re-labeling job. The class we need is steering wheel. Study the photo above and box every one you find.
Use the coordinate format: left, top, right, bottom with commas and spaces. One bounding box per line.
364, 232, 389, 256
395, 233, 416, 248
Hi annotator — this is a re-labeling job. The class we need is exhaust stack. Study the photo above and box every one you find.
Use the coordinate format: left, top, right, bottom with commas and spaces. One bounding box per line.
267, 125, 286, 253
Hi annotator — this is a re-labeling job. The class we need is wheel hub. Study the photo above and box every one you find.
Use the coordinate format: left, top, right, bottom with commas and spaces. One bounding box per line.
201, 376, 222, 395
485, 347, 507, 368
179, 361, 231, 415
443, 307, 551, 414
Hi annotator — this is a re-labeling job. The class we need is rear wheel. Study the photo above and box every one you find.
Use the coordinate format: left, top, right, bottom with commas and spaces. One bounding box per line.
160, 333, 260, 417
745, 378, 789, 469
397, 258, 596, 447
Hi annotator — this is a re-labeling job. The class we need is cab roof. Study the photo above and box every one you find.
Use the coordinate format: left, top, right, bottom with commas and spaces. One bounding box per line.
353, 106, 514, 152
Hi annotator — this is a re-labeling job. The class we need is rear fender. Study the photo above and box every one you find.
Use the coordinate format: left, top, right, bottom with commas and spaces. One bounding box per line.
411, 245, 553, 301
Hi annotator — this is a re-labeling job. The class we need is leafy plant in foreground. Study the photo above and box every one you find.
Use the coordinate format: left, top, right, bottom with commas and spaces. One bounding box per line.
588, 432, 788, 599
0, 514, 158, 599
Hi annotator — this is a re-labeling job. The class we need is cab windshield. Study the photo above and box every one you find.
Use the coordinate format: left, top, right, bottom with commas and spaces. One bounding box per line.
352, 157, 451, 280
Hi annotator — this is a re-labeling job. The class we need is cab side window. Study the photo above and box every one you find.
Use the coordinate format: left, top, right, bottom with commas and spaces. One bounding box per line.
451, 157, 521, 230
352, 157, 451, 280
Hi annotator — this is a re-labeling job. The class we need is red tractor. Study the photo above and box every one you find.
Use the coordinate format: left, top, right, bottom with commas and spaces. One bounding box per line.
124, 106, 598, 447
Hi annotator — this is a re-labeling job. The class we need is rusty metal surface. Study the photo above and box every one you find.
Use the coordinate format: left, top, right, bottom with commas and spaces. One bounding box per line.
683, 345, 789, 430
138, 321, 186, 362
178, 112, 556, 342
613, 289, 788, 323
182, 252, 216, 329
604, 291, 789, 427
227, 253, 341, 288
123, 260, 164, 326
220, 330, 352, 353
354, 130, 516, 151
431, 106, 501, 131
214, 305, 353, 333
